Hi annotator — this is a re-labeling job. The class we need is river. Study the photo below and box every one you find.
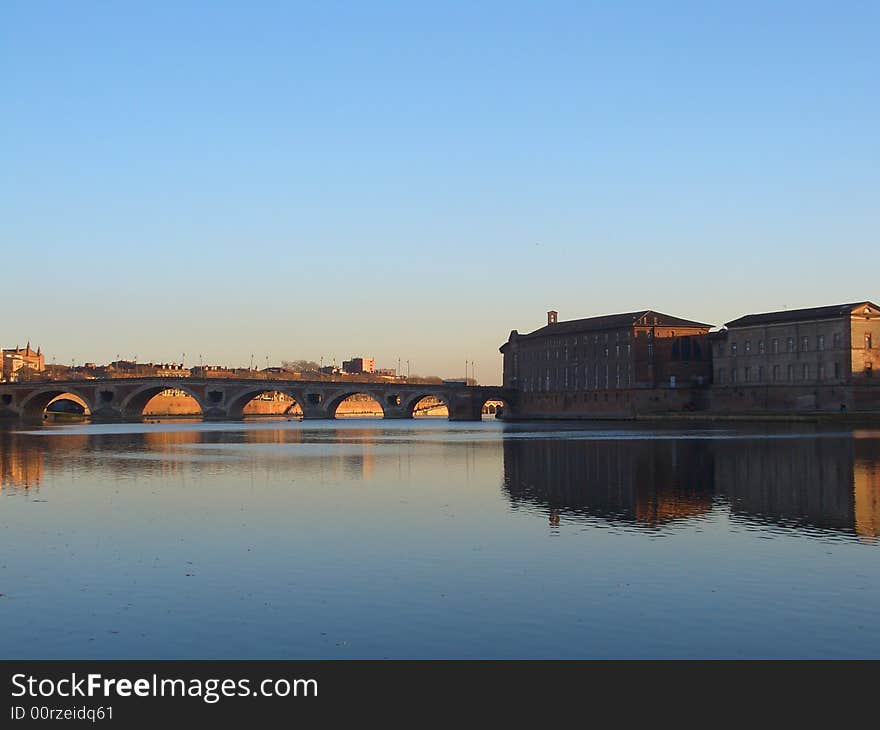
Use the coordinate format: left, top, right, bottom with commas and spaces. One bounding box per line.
1, 418, 878, 658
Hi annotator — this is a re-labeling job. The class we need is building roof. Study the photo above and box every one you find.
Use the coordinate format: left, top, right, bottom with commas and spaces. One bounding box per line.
510, 310, 713, 341
725, 301, 879, 329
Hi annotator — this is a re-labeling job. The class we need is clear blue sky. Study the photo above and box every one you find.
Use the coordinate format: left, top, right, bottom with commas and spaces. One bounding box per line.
3, 1, 877, 383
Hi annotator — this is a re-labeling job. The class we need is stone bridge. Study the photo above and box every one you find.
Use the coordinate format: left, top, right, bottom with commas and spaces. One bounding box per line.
0, 378, 515, 422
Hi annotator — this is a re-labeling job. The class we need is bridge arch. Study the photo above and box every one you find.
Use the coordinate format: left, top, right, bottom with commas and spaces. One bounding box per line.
225, 388, 304, 419
326, 391, 386, 419
402, 392, 450, 418
481, 396, 509, 418
121, 384, 207, 420
20, 387, 94, 420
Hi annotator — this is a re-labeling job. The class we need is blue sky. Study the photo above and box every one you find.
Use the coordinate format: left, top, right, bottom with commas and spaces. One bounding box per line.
3, 1, 877, 382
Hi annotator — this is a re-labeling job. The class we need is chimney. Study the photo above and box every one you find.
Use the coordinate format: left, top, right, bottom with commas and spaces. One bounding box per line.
547, 310, 558, 326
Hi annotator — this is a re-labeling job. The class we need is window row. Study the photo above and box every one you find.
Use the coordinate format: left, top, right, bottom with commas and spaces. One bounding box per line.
718, 333, 846, 358
520, 364, 632, 392
521, 343, 634, 362
716, 362, 841, 384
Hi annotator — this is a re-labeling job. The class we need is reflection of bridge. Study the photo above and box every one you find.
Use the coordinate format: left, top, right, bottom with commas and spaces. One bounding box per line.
0, 378, 514, 422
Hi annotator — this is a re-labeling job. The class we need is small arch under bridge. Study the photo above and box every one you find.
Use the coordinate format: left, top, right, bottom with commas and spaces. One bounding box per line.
0, 378, 514, 422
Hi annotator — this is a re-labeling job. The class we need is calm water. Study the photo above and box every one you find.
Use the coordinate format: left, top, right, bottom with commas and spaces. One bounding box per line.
1, 417, 879, 659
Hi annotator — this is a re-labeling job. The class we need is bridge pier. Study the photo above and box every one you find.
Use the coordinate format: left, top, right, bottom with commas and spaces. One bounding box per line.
447, 393, 486, 421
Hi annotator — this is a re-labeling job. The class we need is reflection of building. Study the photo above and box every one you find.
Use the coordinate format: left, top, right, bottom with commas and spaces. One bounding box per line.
502, 430, 880, 538
342, 357, 375, 375
2, 343, 45, 382
854, 447, 880, 541
0, 432, 43, 488
502, 437, 714, 527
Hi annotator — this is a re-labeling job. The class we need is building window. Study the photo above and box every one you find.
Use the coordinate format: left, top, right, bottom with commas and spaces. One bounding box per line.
744, 366, 751, 382
787, 337, 794, 353
833, 332, 841, 349
717, 369, 725, 384
773, 365, 780, 381
818, 363, 825, 380
744, 340, 751, 354
834, 362, 840, 379
801, 336, 809, 352
817, 335, 825, 351
758, 340, 765, 354
647, 344, 654, 360
731, 342, 738, 356
718, 344, 725, 357
787, 364, 794, 381
730, 368, 737, 383
802, 363, 809, 380
772, 339, 779, 354
867, 333, 873, 350
757, 366, 764, 382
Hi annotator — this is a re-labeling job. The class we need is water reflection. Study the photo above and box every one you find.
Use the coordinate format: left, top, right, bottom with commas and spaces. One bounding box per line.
2, 420, 880, 659
502, 432, 880, 540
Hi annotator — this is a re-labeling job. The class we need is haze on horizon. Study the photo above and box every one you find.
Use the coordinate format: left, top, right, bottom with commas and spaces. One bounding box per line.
3, 2, 877, 385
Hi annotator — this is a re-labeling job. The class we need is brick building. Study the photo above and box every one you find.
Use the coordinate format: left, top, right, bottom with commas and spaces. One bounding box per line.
342, 357, 375, 375
500, 301, 880, 418
500, 309, 712, 417
2, 343, 45, 382
709, 301, 879, 412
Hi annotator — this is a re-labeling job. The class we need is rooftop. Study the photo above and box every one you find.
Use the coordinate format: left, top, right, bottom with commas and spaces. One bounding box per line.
725, 301, 879, 329
511, 310, 713, 341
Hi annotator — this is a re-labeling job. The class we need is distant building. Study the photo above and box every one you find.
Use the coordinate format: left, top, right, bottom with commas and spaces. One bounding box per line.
342, 357, 375, 375
106, 361, 189, 377
2, 343, 45, 382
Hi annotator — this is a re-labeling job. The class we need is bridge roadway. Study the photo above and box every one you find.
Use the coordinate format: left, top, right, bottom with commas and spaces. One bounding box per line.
0, 377, 514, 422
